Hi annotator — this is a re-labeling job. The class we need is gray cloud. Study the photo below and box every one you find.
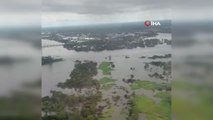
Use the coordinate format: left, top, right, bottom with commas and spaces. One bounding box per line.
43, 0, 170, 14
172, 0, 213, 9
0, 0, 40, 11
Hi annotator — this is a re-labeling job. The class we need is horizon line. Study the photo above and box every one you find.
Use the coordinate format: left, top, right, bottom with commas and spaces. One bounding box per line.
42, 19, 171, 29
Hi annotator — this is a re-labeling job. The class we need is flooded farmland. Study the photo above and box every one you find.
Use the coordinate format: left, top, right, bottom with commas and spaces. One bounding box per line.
42, 32, 172, 120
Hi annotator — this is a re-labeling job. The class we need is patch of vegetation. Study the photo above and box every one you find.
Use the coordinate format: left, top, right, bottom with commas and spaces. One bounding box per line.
42, 91, 103, 120
155, 92, 171, 117
154, 92, 170, 99
145, 61, 171, 72
127, 96, 171, 120
149, 73, 164, 80
98, 107, 114, 120
99, 77, 116, 90
144, 61, 171, 81
130, 80, 156, 90
102, 83, 116, 90
130, 80, 171, 91
57, 61, 99, 89
99, 77, 116, 84
148, 54, 171, 59
99, 62, 113, 75
156, 83, 171, 91
0, 90, 40, 120
42, 56, 63, 65
173, 81, 213, 120
62, 36, 161, 52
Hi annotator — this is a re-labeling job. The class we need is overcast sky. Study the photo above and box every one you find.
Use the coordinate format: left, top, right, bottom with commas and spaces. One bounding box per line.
1, 0, 212, 27
42, 0, 171, 27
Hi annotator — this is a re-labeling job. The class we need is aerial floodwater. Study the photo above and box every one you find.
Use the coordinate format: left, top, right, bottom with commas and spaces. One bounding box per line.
42, 22, 172, 120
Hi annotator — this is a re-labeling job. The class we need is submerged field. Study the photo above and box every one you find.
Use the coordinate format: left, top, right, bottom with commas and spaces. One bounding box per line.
42, 54, 171, 120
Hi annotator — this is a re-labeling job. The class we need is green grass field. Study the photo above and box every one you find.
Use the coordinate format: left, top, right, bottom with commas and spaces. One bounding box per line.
154, 92, 170, 99
99, 62, 112, 75
132, 96, 170, 120
130, 80, 157, 90
130, 80, 171, 91
99, 77, 115, 84
173, 81, 213, 120
99, 77, 116, 90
